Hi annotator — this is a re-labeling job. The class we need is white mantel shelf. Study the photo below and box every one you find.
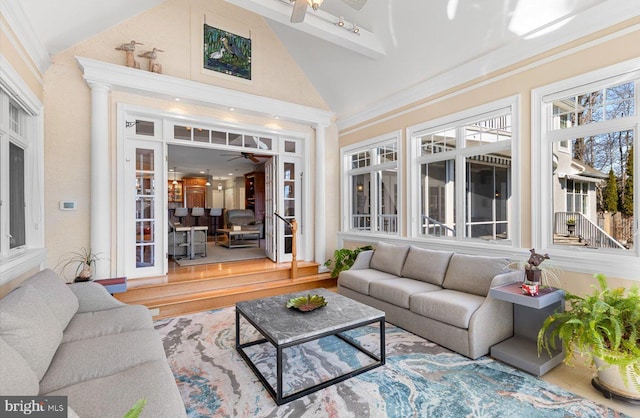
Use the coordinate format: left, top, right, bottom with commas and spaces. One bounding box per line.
76, 56, 334, 127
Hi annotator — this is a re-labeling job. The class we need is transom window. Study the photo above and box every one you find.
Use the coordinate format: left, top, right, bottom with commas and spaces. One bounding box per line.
409, 97, 517, 245
342, 134, 400, 235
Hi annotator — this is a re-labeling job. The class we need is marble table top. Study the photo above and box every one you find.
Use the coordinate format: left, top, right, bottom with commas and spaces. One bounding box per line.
236, 288, 385, 345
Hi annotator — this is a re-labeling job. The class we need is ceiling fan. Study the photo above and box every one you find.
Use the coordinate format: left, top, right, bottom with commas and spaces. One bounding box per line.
289, 0, 368, 23
224, 152, 272, 163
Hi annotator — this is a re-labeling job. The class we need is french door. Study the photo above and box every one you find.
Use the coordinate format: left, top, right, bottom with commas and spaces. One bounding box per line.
124, 139, 165, 277
264, 157, 276, 261
278, 156, 303, 262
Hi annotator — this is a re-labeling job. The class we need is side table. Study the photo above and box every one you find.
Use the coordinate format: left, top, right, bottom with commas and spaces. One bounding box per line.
93, 277, 127, 294
489, 282, 565, 376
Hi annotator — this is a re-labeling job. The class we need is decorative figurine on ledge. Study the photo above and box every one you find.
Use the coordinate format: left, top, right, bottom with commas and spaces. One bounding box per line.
522, 248, 550, 296
115, 40, 143, 69
138, 48, 164, 74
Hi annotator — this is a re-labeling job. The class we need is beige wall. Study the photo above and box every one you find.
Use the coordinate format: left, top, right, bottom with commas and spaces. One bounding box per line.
339, 19, 640, 293
0, 15, 43, 101
42, 0, 333, 270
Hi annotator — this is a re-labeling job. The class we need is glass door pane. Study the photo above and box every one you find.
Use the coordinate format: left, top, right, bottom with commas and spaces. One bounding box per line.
135, 149, 156, 268
283, 162, 296, 255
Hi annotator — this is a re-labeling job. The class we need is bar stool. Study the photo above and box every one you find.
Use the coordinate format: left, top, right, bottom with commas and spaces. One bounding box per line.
174, 207, 189, 225
210, 208, 222, 243
191, 207, 205, 226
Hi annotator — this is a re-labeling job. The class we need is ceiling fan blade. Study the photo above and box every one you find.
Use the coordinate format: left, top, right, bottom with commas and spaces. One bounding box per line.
341, 0, 367, 10
249, 155, 260, 163
290, 0, 308, 23
227, 156, 242, 161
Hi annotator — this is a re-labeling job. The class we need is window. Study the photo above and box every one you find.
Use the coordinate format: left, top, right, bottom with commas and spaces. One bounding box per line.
409, 97, 517, 244
533, 59, 640, 279
342, 133, 400, 234
0, 87, 44, 274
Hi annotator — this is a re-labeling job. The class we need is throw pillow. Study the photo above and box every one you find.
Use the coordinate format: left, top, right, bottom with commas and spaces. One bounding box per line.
0, 286, 63, 381
401, 246, 454, 286
442, 254, 510, 297
23, 268, 79, 329
370, 242, 410, 276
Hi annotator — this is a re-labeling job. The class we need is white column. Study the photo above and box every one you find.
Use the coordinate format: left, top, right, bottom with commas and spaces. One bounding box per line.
314, 123, 327, 267
88, 82, 111, 278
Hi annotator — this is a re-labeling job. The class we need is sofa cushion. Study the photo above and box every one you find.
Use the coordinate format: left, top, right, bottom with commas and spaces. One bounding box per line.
338, 268, 398, 295
410, 289, 485, 329
62, 305, 153, 344
23, 268, 79, 329
0, 286, 63, 381
39, 328, 167, 394
442, 254, 510, 297
370, 278, 441, 309
0, 337, 39, 396
401, 246, 454, 286
370, 242, 410, 276
45, 360, 186, 418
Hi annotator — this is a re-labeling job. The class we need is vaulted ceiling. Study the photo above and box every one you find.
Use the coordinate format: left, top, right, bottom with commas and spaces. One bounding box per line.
14, 0, 639, 127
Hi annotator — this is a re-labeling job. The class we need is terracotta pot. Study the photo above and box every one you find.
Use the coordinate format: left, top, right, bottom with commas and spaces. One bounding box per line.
593, 357, 640, 401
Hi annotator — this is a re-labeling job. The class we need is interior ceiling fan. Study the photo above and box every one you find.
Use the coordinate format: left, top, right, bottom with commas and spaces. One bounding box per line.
289, 0, 368, 23
224, 152, 272, 163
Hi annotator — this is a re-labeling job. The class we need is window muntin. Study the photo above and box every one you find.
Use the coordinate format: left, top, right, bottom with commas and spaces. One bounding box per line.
344, 135, 400, 235
411, 102, 514, 244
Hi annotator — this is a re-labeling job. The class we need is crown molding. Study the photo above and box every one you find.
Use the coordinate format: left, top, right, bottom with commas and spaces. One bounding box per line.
76, 56, 335, 127
337, 1, 640, 131
224, 0, 385, 59
0, 0, 50, 74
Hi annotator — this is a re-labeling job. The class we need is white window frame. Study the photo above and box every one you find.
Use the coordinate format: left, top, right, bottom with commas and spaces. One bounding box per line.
532, 58, 640, 281
341, 131, 402, 236
0, 55, 45, 285
407, 96, 521, 249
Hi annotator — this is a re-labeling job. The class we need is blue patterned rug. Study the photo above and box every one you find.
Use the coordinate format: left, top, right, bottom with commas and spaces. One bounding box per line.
154, 307, 628, 417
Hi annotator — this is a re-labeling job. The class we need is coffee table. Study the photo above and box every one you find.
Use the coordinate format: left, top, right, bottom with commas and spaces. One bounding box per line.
235, 288, 385, 405
216, 227, 260, 249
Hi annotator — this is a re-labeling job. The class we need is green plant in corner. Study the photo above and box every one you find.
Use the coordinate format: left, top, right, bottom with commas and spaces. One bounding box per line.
537, 274, 640, 396
123, 398, 146, 418
324, 245, 373, 278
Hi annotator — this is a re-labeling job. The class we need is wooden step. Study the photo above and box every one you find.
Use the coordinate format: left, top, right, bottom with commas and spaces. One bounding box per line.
116, 263, 320, 303
114, 259, 336, 319
149, 273, 335, 319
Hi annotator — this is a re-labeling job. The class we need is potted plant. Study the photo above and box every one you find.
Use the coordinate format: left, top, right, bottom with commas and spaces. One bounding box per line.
324, 245, 373, 278
566, 217, 576, 235
58, 248, 104, 282
537, 274, 640, 402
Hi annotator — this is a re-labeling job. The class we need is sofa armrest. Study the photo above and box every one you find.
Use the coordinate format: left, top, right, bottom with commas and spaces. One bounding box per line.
490, 270, 523, 288
350, 250, 373, 270
69, 282, 127, 313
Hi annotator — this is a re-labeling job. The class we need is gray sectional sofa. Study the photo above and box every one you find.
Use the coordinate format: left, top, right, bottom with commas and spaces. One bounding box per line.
0, 269, 185, 418
338, 242, 520, 359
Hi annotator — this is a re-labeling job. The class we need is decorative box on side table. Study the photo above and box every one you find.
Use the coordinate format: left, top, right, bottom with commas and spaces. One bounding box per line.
490, 282, 565, 376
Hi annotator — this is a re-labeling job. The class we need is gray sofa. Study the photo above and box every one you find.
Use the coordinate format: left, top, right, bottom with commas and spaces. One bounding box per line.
225, 209, 263, 238
338, 242, 520, 359
0, 269, 186, 418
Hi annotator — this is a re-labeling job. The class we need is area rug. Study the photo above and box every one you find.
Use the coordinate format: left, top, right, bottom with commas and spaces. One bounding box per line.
154, 307, 628, 418
174, 241, 266, 266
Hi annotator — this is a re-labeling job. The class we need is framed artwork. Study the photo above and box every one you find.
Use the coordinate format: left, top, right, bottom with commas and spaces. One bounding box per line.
203, 24, 251, 80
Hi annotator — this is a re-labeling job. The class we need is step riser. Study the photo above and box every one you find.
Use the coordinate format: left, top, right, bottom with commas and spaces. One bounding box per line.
152, 278, 337, 319
118, 265, 320, 303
